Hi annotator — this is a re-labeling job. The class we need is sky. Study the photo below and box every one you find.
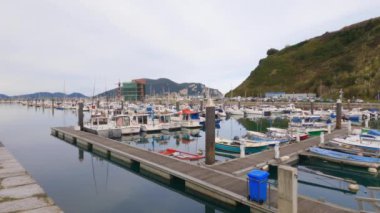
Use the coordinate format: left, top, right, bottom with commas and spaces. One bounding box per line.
1, 0, 379, 96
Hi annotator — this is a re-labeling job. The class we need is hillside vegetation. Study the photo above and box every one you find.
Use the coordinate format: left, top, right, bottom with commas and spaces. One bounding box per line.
229, 17, 380, 100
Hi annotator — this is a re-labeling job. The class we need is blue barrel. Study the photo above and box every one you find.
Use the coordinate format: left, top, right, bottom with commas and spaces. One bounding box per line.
247, 170, 269, 203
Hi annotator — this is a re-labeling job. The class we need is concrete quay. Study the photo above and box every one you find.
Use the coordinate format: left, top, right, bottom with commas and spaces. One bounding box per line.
0, 142, 62, 213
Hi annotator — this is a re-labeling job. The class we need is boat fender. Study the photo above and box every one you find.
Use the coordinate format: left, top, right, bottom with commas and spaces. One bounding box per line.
368, 167, 378, 174
348, 184, 359, 192
280, 156, 290, 162
261, 165, 269, 171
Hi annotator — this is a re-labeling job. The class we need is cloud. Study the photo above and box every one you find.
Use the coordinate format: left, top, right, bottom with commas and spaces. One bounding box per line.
0, 0, 379, 95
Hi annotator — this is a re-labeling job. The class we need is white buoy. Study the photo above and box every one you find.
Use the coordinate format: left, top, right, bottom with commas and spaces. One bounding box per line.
240, 141, 246, 158
274, 143, 280, 159
327, 124, 332, 134
368, 167, 378, 174
262, 165, 269, 171
348, 184, 360, 192
348, 120, 352, 134
320, 132, 325, 144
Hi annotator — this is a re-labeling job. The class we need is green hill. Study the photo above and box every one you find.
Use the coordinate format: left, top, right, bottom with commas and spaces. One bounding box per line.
229, 17, 380, 100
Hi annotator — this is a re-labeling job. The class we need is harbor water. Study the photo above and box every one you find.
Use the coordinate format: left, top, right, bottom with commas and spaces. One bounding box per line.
0, 103, 379, 212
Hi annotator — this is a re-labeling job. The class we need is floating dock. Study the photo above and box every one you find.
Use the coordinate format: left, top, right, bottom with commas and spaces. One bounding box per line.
52, 126, 354, 213
210, 129, 348, 176
0, 142, 62, 212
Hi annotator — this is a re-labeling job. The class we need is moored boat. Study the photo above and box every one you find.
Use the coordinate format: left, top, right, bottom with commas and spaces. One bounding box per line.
159, 148, 204, 161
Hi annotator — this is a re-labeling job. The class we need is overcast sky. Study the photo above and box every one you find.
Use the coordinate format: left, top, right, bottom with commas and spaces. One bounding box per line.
1, 0, 379, 96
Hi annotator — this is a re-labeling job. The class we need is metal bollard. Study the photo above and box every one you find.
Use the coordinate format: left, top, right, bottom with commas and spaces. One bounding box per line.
274, 143, 280, 159
240, 140, 246, 158
348, 120, 352, 134
320, 132, 325, 144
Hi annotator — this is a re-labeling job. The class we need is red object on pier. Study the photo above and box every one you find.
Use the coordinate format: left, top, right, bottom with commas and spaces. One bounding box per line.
159, 148, 204, 161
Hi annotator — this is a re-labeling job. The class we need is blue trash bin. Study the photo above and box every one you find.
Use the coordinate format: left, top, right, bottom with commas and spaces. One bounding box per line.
247, 170, 269, 203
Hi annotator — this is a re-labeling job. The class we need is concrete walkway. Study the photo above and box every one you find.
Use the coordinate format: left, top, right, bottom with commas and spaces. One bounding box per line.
0, 143, 62, 213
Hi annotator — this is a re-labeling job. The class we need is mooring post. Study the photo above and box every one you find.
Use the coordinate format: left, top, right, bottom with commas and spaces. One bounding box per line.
274, 143, 280, 159
200, 100, 204, 112
51, 98, 54, 109
328, 124, 332, 134
310, 100, 314, 115
240, 140, 245, 158
96, 100, 100, 109
336, 99, 342, 129
320, 131, 325, 144
365, 117, 369, 128
347, 99, 351, 111
176, 101, 180, 112
78, 102, 84, 131
278, 165, 298, 213
205, 99, 215, 165
79, 149, 84, 162
296, 133, 300, 143
348, 120, 352, 134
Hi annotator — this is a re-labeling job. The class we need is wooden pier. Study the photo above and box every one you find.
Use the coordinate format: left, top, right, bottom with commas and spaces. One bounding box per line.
51, 127, 354, 213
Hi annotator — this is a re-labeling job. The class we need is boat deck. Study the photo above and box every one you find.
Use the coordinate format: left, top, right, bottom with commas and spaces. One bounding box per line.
51, 127, 354, 213
210, 128, 348, 176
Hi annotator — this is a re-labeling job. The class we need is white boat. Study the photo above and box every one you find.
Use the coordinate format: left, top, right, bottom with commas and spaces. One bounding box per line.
331, 136, 380, 151
113, 115, 141, 135
132, 114, 163, 133
243, 107, 263, 115
154, 113, 182, 131
226, 106, 244, 115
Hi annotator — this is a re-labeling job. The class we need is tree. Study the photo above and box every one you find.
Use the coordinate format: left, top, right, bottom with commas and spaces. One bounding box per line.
267, 48, 279, 56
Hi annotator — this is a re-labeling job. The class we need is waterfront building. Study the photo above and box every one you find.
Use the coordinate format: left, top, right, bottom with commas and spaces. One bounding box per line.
122, 79, 146, 101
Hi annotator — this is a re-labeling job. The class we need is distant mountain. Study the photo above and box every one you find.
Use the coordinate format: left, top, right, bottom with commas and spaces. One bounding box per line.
4, 92, 87, 99
0, 94, 9, 99
228, 17, 380, 99
97, 78, 223, 98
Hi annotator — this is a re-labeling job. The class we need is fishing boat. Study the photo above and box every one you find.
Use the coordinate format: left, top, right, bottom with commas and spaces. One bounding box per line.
177, 109, 201, 129
154, 112, 181, 131
267, 127, 309, 141
309, 147, 380, 168
113, 115, 141, 135
331, 135, 380, 151
215, 137, 268, 154
159, 148, 204, 161
131, 114, 162, 133
245, 130, 290, 144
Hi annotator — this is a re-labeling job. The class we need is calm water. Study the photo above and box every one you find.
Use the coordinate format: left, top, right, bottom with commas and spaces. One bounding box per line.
0, 103, 378, 212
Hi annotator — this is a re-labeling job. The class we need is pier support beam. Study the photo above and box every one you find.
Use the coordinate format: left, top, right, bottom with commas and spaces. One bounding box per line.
78, 102, 84, 131
336, 99, 342, 129
278, 165, 298, 213
205, 102, 215, 165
